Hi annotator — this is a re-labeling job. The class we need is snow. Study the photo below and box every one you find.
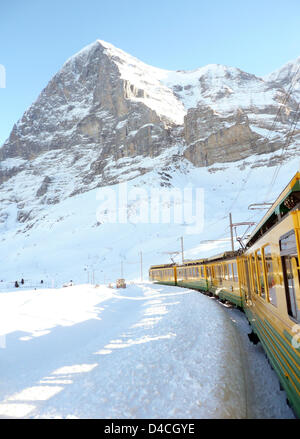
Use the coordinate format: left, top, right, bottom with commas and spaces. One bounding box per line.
161, 66, 280, 115
0, 282, 294, 419
226, 306, 296, 418
264, 55, 300, 84
0, 144, 298, 287
0, 158, 27, 170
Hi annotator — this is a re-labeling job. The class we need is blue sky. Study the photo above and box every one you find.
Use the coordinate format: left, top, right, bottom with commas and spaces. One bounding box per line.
1, 0, 300, 146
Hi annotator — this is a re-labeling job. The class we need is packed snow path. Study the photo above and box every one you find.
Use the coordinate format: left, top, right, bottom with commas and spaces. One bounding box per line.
0, 283, 294, 418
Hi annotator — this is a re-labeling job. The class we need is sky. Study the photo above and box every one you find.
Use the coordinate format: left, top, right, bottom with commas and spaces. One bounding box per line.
0, 0, 300, 146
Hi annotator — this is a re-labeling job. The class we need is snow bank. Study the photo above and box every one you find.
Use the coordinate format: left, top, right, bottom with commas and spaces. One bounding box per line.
0, 283, 246, 419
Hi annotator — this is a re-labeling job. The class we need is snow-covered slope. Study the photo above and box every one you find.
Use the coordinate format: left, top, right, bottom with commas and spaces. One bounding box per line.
0, 150, 298, 287
0, 283, 294, 418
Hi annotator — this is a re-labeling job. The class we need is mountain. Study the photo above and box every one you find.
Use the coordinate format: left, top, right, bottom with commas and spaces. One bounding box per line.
0, 41, 299, 284
264, 56, 300, 92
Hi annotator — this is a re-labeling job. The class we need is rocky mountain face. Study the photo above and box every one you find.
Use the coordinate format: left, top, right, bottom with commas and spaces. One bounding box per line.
0, 40, 299, 227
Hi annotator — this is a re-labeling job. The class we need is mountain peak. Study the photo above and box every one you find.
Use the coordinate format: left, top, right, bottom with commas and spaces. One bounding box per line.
263, 55, 300, 86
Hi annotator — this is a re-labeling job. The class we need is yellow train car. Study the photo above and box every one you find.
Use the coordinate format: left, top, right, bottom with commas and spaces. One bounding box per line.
238, 172, 300, 417
176, 253, 242, 306
149, 253, 242, 305
149, 263, 177, 285
149, 172, 300, 417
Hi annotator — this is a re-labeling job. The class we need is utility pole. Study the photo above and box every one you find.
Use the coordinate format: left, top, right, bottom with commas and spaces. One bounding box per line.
140, 252, 143, 282
229, 213, 234, 252
180, 236, 184, 264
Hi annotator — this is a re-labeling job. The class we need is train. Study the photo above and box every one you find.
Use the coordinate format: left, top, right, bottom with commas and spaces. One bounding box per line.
149, 171, 300, 418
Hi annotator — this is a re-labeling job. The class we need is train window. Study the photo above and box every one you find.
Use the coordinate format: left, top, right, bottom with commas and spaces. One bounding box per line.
207, 267, 211, 278
193, 267, 196, 277
201, 266, 204, 278
250, 254, 259, 294
232, 262, 238, 282
224, 264, 228, 280
228, 263, 233, 280
256, 249, 266, 299
217, 265, 222, 282
280, 230, 300, 322
215, 265, 218, 279
263, 245, 277, 307
244, 259, 251, 300
280, 231, 298, 253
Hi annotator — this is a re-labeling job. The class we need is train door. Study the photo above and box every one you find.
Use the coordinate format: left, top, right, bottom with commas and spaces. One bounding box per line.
280, 230, 300, 322
218, 264, 223, 286
211, 265, 217, 287
244, 259, 251, 301
206, 265, 211, 290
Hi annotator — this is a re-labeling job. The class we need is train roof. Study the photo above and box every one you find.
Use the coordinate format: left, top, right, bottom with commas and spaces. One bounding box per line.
149, 263, 175, 270
176, 251, 240, 267
245, 171, 300, 248
150, 250, 242, 271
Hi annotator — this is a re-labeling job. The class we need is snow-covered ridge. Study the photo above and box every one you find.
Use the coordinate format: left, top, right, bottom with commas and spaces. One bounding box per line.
263, 55, 300, 85
62, 39, 288, 122
94, 40, 299, 120
160, 64, 278, 112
